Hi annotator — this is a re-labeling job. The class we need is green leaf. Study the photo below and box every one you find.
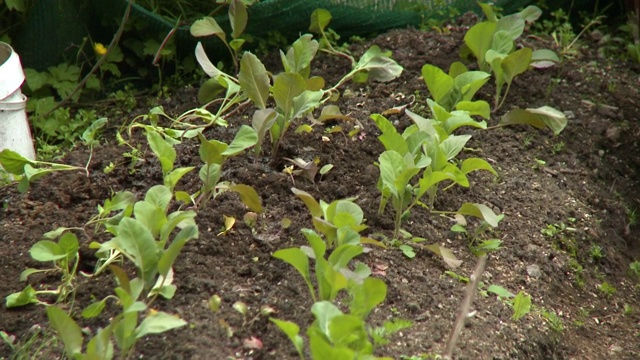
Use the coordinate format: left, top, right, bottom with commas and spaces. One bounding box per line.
399, 244, 416, 258
511, 291, 532, 320
270, 318, 304, 358
499, 106, 568, 135
272, 72, 306, 118
146, 131, 175, 175
454, 70, 491, 102
58, 232, 79, 259
460, 158, 497, 176
309, 8, 332, 33
0, 148, 34, 174
30, 240, 65, 262
328, 315, 370, 351
454, 101, 490, 120
478, 1, 497, 22
519, 5, 542, 23
238, 52, 270, 109
135, 311, 187, 339
422, 64, 453, 105
229, 0, 247, 39
85, 325, 114, 359
251, 108, 277, 152
114, 218, 159, 287
198, 133, 227, 165
282, 34, 319, 78
456, 203, 499, 227
165, 167, 195, 192
530, 49, 559, 69
502, 47, 532, 84
19, 268, 43, 281
311, 301, 343, 337
328, 244, 363, 270
464, 21, 496, 69
379, 151, 419, 198
326, 200, 364, 228
225, 184, 263, 213
348, 277, 387, 319
291, 90, 323, 119
292, 187, 323, 218
487, 284, 515, 299
440, 134, 471, 161
490, 30, 514, 55
81, 118, 107, 146
158, 225, 198, 277
190, 16, 225, 39
47, 306, 83, 357
82, 299, 107, 319
5, 285, 38, 307
223, 125, 258, 156
194, 42, 223, 78
354, 46, 403, 82
495, 13, 525, 40
144, 185, 172, 211
273, 248, 313, 299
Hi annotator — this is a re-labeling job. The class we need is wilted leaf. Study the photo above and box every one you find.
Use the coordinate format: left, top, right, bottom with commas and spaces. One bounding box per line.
424, 244, 462, 268
499, 106, 568, 135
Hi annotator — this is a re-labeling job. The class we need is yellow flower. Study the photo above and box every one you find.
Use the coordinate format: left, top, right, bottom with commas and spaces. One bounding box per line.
94, 43, 107, 56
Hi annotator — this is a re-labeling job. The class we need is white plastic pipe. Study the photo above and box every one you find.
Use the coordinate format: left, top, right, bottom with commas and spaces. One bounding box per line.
0, 42, 35, 161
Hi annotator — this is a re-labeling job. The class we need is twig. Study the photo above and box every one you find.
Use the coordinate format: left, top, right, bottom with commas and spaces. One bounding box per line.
41, 1, 133, 118
443, 254, 488, 360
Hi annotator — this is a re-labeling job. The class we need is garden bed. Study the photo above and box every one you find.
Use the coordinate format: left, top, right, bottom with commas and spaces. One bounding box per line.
1, 12, 640, 360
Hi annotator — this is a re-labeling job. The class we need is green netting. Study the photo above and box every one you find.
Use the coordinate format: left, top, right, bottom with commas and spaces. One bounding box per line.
12, 0, 603, 70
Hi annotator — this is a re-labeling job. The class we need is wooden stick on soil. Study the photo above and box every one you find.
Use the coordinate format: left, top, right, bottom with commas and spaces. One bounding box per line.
443, 254, 488, 360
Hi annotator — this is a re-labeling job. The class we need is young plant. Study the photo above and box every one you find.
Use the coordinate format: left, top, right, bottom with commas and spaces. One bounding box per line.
463, 3, 560, 111
46, 274, 187, 360
194, 9, 403, 159
271, 275, 409, 359
421, 61, 490, 113
189, 125, 262, 211
190, 0, 255, 73
451, 212, 505, 255
5, 230, 81, 307
273, 228, 366, 302
291, 188, 382, 249
0, 116, 105, 191
372, 112, 496, 238
92, 184, 199, 298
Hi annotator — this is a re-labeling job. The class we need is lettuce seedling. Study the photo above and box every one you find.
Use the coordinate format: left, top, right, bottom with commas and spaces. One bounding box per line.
46, 274, 187, 359
5, 230, 80, 307
190, 0, 254, 73
292, 188, 382, 248
271, 276, 407, 359
422, 62, 490, 113
93, 185, 199, 299
273, 228, 366, 302
372, 113, 496, 238
463, 3, 560, 111
193, 126, 262, 211
0, 149, 88, 193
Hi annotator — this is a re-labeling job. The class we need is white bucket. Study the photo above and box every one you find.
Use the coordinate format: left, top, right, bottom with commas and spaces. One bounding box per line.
0, 42, 35, 161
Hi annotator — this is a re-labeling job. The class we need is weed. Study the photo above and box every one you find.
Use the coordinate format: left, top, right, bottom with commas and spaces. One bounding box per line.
598, 282, 617, 297
552, 141, 565, 154
541, 309, 564, 332
589, 244, 605, 262
629, 260, 640, 279
624, 304, 633, 315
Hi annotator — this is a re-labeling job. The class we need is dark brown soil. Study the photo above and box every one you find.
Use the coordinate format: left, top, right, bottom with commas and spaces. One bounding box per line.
2, 15, 640, 360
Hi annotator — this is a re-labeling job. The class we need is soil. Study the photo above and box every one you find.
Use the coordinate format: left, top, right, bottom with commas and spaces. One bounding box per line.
2, 14, 640, 360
